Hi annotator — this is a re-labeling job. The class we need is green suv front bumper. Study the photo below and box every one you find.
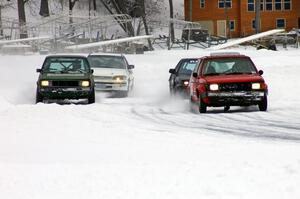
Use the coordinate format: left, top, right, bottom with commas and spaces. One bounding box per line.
39, 87, 92, 99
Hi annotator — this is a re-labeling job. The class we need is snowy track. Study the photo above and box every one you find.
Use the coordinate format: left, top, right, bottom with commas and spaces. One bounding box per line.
1, 49, 300, 199
130, 104, 300, 142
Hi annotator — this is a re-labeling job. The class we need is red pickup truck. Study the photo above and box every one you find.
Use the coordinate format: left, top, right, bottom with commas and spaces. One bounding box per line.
189, 53, 268, 113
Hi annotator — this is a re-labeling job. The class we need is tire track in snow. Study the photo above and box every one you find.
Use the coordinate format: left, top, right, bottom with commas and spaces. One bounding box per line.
131, 106, 300, 142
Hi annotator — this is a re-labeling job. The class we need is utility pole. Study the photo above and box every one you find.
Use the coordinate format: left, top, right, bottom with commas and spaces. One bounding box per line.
224, 0, 229, 38
189, 0, 192, 21
255, 0, 261, 33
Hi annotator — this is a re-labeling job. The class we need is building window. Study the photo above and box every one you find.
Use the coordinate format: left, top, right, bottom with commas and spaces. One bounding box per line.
276, 19, 286, 28
275, 0, 282, 10
248, 0, 255, 11
252, 19, 256, 29
200, 0, 205, 8
284, 0, 291, 10
260, 0, 264, 11
218, 0, 232, 8
230, 20, 235, 31
266, 0, 273, 11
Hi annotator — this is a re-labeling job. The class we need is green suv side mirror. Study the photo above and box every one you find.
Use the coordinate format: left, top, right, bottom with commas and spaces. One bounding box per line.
169, 69, 176, 74
36, 68, 42, 73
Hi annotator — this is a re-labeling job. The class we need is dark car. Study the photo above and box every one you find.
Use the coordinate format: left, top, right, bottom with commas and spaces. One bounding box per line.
189, 52, 268, 113
169, 58, 198, 96
36, 55, 95, 104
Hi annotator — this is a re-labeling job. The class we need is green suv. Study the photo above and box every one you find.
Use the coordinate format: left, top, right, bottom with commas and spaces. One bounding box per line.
36, 55, 95, 104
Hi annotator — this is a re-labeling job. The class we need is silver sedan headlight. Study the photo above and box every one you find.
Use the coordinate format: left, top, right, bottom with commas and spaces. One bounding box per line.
113, 76, 127, 82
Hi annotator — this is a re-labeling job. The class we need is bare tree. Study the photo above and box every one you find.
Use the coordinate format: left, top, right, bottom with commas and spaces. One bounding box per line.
137, 0, 153, 50
168, 0, 175, 42
18, 0, 28, 38
0, 1, 13, 36
69, 0, 79, 24
99, 0, 135, 36
39, 0, 49, 17
93, 0, 97, 11
68, 0, 80, 36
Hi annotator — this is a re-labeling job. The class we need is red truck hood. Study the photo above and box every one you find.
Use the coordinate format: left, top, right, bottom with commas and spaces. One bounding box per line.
204, 74, 264, 84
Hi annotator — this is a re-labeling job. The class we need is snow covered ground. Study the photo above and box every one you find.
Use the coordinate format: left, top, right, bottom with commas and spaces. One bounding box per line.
1, 47, 300, 199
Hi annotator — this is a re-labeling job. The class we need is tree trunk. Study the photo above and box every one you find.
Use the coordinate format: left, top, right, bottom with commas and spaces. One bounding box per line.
69, 0, 78, 35
138, 0, 153, 50
0, 7, 3, 36
17, 0, 27, 38
93, 0, 97, 11
168, 0, 175, 42
39, 0, 50, 17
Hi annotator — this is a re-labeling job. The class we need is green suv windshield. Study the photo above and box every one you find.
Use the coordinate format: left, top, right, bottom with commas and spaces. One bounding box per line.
203, 58, 257, 76
88, 55, 126, 69
42, 57, 90, 73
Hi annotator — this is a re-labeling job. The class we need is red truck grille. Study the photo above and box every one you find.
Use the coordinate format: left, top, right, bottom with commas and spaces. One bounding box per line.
219, 83, 252, 92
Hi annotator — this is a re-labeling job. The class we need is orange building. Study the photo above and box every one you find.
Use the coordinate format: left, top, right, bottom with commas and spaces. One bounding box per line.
184, 0, 300, 38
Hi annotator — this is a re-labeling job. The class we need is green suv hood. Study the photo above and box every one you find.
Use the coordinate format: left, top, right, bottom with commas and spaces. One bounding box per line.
40, 73, 91, 80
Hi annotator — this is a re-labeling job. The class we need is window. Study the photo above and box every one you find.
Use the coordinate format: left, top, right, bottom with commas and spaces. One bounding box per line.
252, 19, 256, 29
88, 56, 127, 69
260, 0, 264, 11
43, 57, 90, 73
275, 0, 282, 10
203, 58, 256, 76
230, 20, 235, 31
178, 60, 198, 75
276, 18, 286, 28
248, 0, 255, 11
284, 0, 291, 10
266, 0, 273, 10
218, 0, 232, 8
200, 0, 205, 8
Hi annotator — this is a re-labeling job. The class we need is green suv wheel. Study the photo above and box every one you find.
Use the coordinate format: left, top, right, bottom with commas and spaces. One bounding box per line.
88, 90, 95, 104
36, 90, 43, 103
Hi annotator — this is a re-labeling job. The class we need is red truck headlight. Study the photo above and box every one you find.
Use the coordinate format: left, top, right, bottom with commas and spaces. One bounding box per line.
209, 84, 219, 91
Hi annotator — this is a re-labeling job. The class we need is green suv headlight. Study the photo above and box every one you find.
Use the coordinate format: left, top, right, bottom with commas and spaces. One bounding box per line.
41, 80, 49, 87
81, 81, 90, 87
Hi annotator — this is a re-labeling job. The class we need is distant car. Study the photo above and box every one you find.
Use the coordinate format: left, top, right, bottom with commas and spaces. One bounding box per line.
36, 55, 95, 104
189, 52, 268, 113
88, 53, 134, 97
169, 58, 198, 96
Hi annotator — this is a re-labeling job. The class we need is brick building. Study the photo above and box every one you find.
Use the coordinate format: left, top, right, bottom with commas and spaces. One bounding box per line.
184, 0, 300, 38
